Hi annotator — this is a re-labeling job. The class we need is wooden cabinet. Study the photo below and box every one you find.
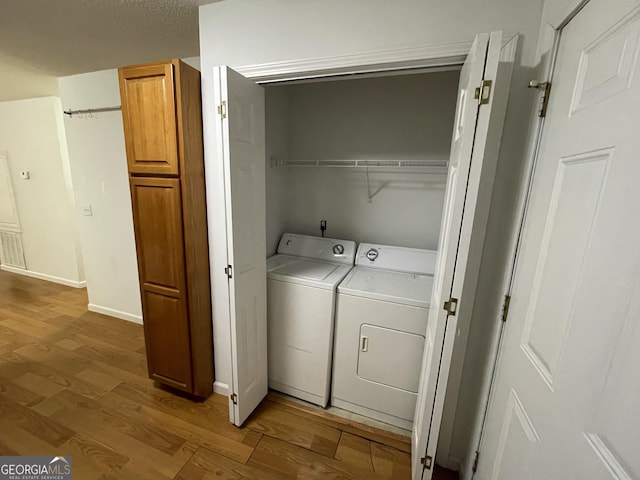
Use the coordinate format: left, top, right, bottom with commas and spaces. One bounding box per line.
119, 60, 213, 397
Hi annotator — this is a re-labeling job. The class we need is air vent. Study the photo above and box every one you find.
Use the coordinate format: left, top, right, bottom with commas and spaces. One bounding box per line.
0, 231, 26, 269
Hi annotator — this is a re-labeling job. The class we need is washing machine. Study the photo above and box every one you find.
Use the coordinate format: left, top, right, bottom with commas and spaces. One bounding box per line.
267, 233, 356, 407
331, 243, 437, 429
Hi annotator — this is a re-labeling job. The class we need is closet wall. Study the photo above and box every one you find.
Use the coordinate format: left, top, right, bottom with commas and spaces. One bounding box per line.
265, 70, 460, 255
59, 69, 142, 322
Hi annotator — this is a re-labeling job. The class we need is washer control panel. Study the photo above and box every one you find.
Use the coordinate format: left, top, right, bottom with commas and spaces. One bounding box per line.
277, 233, 356, 265
365, 248, 379, 262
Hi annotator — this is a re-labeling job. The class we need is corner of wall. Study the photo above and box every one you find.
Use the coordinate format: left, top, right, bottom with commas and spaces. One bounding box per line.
0, 53, 59, 102
52, 96, 86, 283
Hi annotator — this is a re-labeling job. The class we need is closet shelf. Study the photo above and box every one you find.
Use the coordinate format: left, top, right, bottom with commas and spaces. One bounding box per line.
273, 158, 448, 169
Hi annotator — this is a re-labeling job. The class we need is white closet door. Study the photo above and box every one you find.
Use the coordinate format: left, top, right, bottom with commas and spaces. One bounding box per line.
412, 31, 515, 480
0, 153, 26, 269
213, 66, 267, 426
0, 153, 21, 232
478, 1, 640, 478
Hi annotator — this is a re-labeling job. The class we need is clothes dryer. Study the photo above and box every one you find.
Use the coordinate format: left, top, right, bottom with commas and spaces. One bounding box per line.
331, 243, 437, 429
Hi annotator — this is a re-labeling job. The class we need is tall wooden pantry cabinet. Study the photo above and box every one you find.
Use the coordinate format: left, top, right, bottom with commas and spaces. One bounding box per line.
118, 59, 214, 397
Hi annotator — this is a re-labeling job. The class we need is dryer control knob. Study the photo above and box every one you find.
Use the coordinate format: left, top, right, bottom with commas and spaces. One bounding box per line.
366, 248, 379, 261
333, 244, 345, 255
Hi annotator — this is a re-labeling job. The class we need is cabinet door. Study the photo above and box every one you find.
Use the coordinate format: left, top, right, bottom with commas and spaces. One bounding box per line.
119, 63, 179, 176
130, 177, 193, 391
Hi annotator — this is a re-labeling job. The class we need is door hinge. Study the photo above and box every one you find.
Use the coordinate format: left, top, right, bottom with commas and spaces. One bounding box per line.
474, 79, 492, 106
224, 265, 233, 279
421, 455, 433, 470
444, 297, 458, 316
217, 100, 227, 118
501, 294, 511, 323
472, 450, 480, 473
230, 393, 237, 405
527, 80, 552, 117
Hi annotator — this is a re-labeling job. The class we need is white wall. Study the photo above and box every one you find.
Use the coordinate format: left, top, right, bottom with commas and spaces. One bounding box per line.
265, 86, 291, 255
274, 169, 447, 249
58, 70, 142, 323
0, 97, 84, 286
285, 72, 457, 163
0, 53, 59, 102
56, 57, 200, 323
199, 0, 544, 469
265, 71, 458, 253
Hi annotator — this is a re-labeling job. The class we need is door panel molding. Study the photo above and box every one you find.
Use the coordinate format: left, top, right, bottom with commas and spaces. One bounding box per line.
490, 389, 539, 480
520, 148, 612, 389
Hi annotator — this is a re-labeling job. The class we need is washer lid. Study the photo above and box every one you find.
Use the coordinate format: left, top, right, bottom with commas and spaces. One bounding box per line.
268, 255, 353, 290
277, 233, 356, 265
355, 243, 438, 275
338, 266, 434, 308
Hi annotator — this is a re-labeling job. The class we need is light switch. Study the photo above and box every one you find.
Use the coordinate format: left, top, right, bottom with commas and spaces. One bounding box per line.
83, 204, 93, 216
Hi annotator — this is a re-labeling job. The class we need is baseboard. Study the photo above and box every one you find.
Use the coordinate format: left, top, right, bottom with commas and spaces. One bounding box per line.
213, 381, 229, 396
1, 265, 86, 288
446, 456, 464, 476
88, 303, 143, 325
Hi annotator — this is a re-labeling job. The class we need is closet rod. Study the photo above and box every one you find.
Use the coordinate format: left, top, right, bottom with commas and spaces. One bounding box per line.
63, 106, 121, 117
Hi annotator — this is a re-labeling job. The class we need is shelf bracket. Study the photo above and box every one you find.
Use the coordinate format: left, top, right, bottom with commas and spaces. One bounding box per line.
365, 166, 387, 203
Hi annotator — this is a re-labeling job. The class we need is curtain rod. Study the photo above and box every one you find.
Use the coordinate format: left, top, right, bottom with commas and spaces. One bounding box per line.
63, 106, 121, 117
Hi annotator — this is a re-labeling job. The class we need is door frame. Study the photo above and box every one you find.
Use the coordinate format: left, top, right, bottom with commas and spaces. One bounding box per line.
235, 41, 471, 83
472, 2, 592, 478
212, 40, 474, 396
212, 33, 511, 456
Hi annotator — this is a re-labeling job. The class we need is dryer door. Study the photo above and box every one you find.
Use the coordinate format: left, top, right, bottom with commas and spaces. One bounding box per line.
358, 324, 425, 393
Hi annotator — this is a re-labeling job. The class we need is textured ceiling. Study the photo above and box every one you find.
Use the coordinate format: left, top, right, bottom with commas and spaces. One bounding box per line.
0, 0, 218, 76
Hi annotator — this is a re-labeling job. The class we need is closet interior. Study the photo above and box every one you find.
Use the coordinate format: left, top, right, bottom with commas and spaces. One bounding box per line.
262, 67, 462, 430
265, 68, 461, 254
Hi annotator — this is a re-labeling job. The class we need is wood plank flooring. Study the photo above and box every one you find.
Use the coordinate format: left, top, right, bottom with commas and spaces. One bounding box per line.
0, 270, 459, 479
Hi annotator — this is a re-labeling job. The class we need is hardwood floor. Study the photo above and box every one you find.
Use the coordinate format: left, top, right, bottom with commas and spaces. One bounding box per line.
0, 270, 459, 480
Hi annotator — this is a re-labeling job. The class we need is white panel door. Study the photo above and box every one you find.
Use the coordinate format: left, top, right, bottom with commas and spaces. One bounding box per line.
0, 153, 21, 232
412, 31, 516, 480
478, 1, 640, 478
213, 66, 267, 426
0, 153, 26, 269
